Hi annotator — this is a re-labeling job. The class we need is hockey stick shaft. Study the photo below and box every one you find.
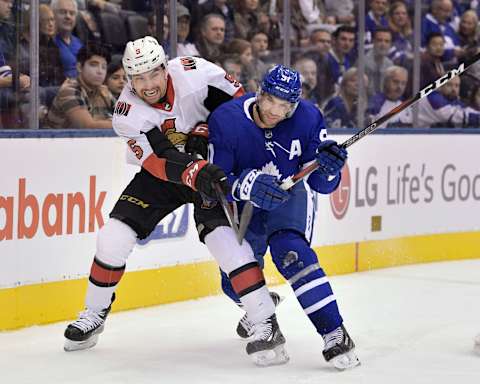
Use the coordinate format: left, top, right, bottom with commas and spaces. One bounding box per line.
280, 51, 480, 191
214, 183, 242, 245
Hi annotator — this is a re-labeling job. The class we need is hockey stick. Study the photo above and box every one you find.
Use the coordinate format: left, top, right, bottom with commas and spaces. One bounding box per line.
280, 50, 480, 191
214, 182, 242, 245
236, 199, 254, 244
238, 51, 480, 242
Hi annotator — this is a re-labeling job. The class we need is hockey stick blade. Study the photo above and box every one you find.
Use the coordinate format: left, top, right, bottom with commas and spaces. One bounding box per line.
213, 183, 241, 245
280, 51, 480, 191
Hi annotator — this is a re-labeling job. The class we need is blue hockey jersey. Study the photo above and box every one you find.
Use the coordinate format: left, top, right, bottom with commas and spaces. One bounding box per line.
208, 93, 339, 195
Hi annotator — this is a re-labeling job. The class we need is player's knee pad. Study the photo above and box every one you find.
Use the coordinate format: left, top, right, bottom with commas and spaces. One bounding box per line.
96, 218, 137, 267
269, 230, 326, 286
204, 226, 256, 273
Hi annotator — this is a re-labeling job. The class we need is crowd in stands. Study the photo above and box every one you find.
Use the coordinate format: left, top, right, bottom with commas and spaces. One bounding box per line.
1, 0, 480, 129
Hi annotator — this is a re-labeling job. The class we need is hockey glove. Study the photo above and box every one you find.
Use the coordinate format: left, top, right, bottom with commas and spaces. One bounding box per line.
185, 123, 209, 159
194, 163, 229, 200
315, 140, 348, 176
232, 169, 289, 211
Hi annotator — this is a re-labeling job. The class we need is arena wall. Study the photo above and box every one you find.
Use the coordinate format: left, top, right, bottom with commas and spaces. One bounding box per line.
1, 132, 479, 330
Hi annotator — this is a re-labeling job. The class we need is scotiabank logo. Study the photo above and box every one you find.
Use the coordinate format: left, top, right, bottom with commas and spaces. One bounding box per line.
0, 176, 106, 241
330, 163, 351, 219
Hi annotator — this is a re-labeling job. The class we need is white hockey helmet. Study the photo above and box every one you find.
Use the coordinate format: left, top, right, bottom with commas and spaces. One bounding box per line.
122, 36, 167, 76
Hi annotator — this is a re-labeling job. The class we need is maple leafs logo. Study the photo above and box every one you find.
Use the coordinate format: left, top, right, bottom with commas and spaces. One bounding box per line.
260, 161, 282, 180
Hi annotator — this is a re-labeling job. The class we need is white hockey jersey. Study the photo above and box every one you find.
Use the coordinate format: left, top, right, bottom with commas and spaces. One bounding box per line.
112, 56, 244, 168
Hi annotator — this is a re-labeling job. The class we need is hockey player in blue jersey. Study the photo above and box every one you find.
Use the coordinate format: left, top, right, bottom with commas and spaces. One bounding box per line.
207, 64, 360, 370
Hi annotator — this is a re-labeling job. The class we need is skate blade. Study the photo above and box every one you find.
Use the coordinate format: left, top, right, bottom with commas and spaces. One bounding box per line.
250, 345, 290, 367
64, 334, 99, 352
330, 350, 360, 371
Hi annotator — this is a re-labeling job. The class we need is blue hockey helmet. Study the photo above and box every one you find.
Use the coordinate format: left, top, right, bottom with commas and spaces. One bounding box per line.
260, 64, 302, 104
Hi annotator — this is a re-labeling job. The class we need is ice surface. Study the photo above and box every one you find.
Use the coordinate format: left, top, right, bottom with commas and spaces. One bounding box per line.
1, 259, 479, 384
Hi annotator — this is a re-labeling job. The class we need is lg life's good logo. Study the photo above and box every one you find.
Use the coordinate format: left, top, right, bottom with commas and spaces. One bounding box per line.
330, 163, 351, 219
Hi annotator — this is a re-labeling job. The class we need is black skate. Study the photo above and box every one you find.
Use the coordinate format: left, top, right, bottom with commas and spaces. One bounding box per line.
322, 324, 360, 370
246, 314, 289, 367
64, 293, 115, 352
237, 292, 283, 339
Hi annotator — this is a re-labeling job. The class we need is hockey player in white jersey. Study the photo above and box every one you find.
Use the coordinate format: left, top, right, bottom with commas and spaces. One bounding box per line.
63, 36, 288, 367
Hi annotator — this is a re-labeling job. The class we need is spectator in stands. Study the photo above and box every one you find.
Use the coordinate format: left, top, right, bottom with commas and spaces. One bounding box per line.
0, 48, 30, 128
233, 0, 261, 41
105, 60, 126, 101
248, 31, 270, 79
44, 42, 114, 129
323, 67, 369, 128
197, 0, 236, 43
367, 65, 412, 128
387, 1, 414, 67
221, 55, 243, 81
74, 6, 102, 45
147, 13, 158, 38
324, 0, 355, 25
466, 83, 480, 112
421, 0, 460, 50
464, 84, 480, 127
327, 25, 356, 86
19, 5, 65, 89
366, 0, 389, 47
249, 31, 270, 61
458, 10, 479, 49
419, 75, 480, 128
293, 56, 320, 106
304, 28, 335, 104
16, 5, 65, 115
363, 28, 394, 97
176, 4, 200, 57
290, 0, 334, 47
51, 0, 84, 78
421, 32, 447, 88
196, 13, 226, 64
38, 4, 66, 85
0, 0, 15, 63
256, 4, 282, 51
308, 29, 333, 58
87, 0, 120, 14
224, 38, 258, 91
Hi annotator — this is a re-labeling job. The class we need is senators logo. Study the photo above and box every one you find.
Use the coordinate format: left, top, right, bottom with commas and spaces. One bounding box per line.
180, 57, 197, 71
161, 118, 188, 148
114, 101, 132, 116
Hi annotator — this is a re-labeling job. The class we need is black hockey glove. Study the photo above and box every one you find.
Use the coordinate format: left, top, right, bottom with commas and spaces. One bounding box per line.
195, 163, 229, 200
185, 123, 209, 160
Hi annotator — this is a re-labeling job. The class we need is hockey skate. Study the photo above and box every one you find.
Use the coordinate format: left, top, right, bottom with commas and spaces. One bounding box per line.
64, 294, 115, 352
237, 292, 283, 339
246, 314, 289, 367
322, 324, 360, 370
